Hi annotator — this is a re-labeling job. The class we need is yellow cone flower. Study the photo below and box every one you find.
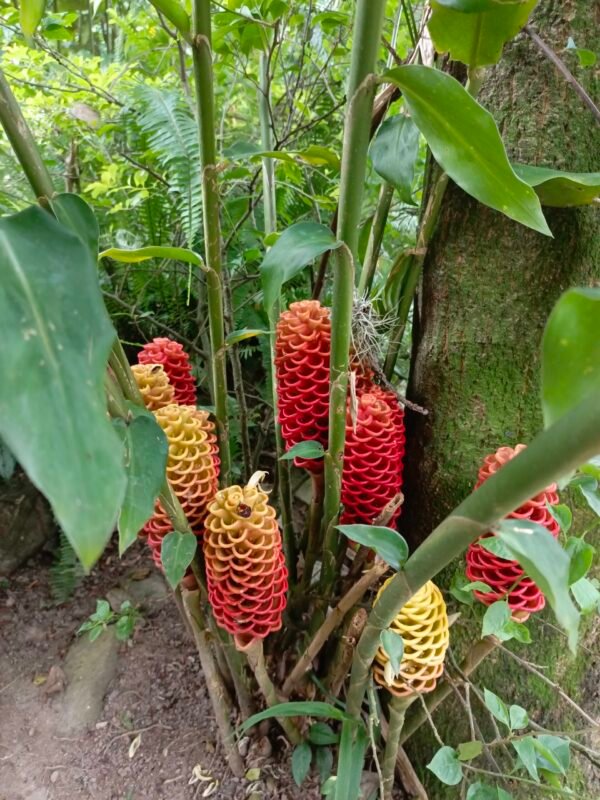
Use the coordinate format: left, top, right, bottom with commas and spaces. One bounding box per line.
131, 363, 174, 411
373, 579, 449, 697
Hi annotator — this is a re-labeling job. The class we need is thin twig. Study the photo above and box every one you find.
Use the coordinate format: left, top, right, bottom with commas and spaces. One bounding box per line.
525, 25, 600, 126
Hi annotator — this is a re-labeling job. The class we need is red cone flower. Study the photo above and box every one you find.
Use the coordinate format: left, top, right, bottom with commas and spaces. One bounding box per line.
275, 300, 331, 471
203, 476, 288, 646
340, 393, 404, 527
466, 444, 559, 618
138, 337, 196, 405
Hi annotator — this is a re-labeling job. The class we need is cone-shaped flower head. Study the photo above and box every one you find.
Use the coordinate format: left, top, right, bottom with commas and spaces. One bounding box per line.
138, 336, 196, 405
203, 473, 288, 646
275, 300, 331, 472
131, 363, 175, 411
466, 444, 559, 618
143, 404, 218, 565
340, 393, 404, 526
373, 579, 449, 697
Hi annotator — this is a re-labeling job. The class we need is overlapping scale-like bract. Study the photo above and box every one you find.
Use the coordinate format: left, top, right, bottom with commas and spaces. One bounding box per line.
466, 444, 559, 618
138, 336, 196, 405
373, 579, 449, 697
203, 481, 288, 646
340, 393, 404, 527
275, 300, 331, 471
131, 363, 175, 411
143, 404, 218, 566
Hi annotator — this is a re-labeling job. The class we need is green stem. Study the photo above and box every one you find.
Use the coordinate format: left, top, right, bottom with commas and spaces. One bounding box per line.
346, 392, 600, 716
358, 182, 395, 296
0, 68, 55, 204
191, 0, 231, 485
381, 695, 413, 800
301, 472, 325, 590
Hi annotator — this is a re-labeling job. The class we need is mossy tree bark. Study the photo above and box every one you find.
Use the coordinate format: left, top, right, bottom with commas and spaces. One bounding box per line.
402, 0, 599, 548
399, 3, 599, 795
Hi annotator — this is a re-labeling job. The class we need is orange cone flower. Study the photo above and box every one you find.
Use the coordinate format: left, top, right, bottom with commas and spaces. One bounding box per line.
275, 300, 331, 471
203, 474, 288, 647
143, 404, 218, 564
138, 336, 196, 405
466, 444, 559, 618
131, 363, 175, 411
373, 579, 449, 697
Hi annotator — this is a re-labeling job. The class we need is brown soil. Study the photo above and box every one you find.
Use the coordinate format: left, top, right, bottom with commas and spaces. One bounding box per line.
0, 541, 321, 800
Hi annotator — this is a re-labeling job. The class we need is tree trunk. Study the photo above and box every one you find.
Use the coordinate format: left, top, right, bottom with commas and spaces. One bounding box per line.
402, 0, 599, 547
399, 2, 599, 795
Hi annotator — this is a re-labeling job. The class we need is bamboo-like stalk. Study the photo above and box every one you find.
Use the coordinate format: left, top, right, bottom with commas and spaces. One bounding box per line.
258, 48, 296, 579
399, 637, 498, 745
0, 68, 55, 204
358, 182, 395, 297
346, 392, 600, 716
244, 639, 302, 744
319, 0, 387, 594
382, 696, 414, 800
182, 590, 245, 777
191, 0, 231, 484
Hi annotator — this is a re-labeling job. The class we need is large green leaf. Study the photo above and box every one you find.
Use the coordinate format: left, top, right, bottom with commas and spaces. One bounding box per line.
51, 193, 99, 255
260, 222, 342, 314
114, 410, 168, 555
161, 531, 196, 589
147, 0, 190, 38
429, 1, 537, 67
493, 520, 580, 652
541, 287, 600, 427
335, 720, 368, 800
239, 701, 351, 734
20, 0, 46, 37
0, 206, 125, 569
369, 115, 420, 203
385, 66, 551, 235
99, 245, 204, 267
513, 164, 600, 207
337, 524, 408, 569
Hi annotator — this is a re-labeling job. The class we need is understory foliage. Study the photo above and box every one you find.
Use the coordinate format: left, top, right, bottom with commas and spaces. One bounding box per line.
0, 1, 599, 799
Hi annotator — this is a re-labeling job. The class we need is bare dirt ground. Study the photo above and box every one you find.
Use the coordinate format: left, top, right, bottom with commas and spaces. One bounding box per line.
0, 541, 321, 800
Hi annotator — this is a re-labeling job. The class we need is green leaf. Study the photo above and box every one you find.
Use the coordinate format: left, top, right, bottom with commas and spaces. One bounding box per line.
147, 0, 190, 37
493, 519, 580, 652
498, 790, 513, 800
434, 0, 524, 9
566, 37, 597, 68
502, 620, 531, 644
50, 193, 99, 256
509, 705, 529, 731
541, 287, 600, 427
239, 701, 351, 734
483, 689, 511, 728
114, 614, 136, 641
458, 740, 484, 761
160, 531, 196, 589
513, 164, 600, 207
114, 411, 168, 556
571, 475, 600, 516
292, 742, 312, 786
429, 1, 537, 67
547, 503, 572, 534
337, 524, 409, 569
571, 577, 600, 614
565, 536, 595, 585
482, 601, 510, 638
534, 735, 570, 775
20, 0, 46, 37
427, 746, 463, 786
0, 437, 16, 481
466, 784, 503, 800
260, 222, 342, 314
384, 66, 551, 235
279, 440, 325, 461
479, 535, 514, 561
308, 722, 339, 746
369, 115, 420, 203
380, 630, 404, 676
315, 745, 333, 783
91, 599, 112, 622
449, 573, 475, 605
225, 328, 268, 346
0, 206, 125, 570
463, 580, 494, 593
335, 720, 368, 800
88, 624, 104, 642
512, 736, 539, 781
99, 245, 203, 267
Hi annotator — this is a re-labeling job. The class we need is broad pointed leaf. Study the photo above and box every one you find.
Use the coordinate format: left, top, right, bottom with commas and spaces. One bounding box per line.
239, 701, 352, 734
99, 245, 203, 267
429, 1, 537, 67
20, 0, 46, 37
427, 746, 463, 786
514, 164, 600, 206
370, 115, 420, 203
384, 66, 551, 235
114, 410, 168, 555
337, 524, 408, 569
291, 742, 312, 786
541, 287, 600, 427
279, 440, 325, 461
161, 531, 196, 589
51, 193, 99, 255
